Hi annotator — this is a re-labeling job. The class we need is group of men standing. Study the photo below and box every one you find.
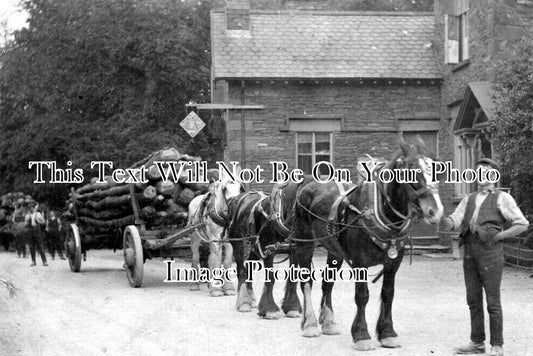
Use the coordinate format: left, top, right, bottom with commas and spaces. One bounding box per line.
10, 202, 66, 266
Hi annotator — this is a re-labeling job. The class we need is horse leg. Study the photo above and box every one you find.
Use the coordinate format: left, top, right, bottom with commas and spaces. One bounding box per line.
319, 254, 342, 335
281, 253, 302, 318
376, 262, 401, 348
258, 254, 281, 319
352, 281, 375, 351
189, 233, 201, 291
208, 240, 224, 297
296, 244, 320, 337
221, 242, 235, 296
234, 242, 254, 311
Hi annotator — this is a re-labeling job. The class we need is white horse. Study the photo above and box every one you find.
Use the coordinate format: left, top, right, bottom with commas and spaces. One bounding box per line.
188, 170, 244, 296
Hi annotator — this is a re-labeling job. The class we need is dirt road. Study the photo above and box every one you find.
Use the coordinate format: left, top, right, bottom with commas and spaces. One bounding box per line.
0, 249, 532, 356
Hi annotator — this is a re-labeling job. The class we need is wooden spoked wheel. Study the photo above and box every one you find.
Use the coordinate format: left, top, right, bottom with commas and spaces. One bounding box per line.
123, 225, 144, 288
66, 223, 82, 272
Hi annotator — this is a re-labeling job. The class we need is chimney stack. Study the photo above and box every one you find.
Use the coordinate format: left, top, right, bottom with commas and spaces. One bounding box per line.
225, 0, 250, 31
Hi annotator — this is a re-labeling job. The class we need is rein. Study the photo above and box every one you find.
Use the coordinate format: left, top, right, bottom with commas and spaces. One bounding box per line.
291, 160, 429, 261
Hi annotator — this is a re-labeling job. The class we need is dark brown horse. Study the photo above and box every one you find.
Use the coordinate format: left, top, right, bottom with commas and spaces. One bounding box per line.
226, 176, 314, 319
292, 139, 443, 350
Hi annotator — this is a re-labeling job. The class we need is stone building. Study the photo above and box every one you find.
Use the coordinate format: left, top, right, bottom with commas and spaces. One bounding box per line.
211, 1, 443, 183
207, 0, 532, 239
433, 0, 533, 202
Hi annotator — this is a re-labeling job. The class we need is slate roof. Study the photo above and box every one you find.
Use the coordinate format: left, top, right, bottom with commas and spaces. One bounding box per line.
211, 10, 441, 80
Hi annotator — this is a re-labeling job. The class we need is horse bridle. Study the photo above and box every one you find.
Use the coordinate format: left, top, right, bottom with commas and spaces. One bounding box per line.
380, 156, 436, 221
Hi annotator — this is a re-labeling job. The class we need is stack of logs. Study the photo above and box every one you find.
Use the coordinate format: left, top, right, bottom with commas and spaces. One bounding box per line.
1, 192, 35, 226
67, 148, 215, 231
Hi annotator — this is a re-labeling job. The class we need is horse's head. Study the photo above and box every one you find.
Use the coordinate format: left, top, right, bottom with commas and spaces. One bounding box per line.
389, 136, 443, 225
210, 167, 246, 219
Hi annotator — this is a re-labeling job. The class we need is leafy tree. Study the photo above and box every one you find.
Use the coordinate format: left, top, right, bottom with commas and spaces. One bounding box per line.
0, 0, 215, 208
489, 38, 533, 215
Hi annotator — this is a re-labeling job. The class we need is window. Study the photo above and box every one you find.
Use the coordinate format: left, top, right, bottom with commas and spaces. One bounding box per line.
445, 0, 469, 64
296, 132, 332, 174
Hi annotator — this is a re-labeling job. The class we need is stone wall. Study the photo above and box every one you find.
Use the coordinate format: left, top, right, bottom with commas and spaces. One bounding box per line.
433, 0, 533, 211
222, 80, 444, 189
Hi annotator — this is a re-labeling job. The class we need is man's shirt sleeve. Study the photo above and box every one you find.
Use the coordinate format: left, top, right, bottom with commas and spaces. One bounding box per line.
498, 192, 529, 226
449, 195, 469, 231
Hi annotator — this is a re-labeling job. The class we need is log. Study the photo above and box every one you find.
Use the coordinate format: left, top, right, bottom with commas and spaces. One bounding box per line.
146, 165, 161, 180
143, 186, 157, 200
128, 151, 159, 169
76, 178, 117, 194
155, 210, 188, 220
177, 188, 195, 206
79, 215, 135, 228
77, 193, 155, 211
77, 208, 131, 220
156, 211, 168, 218
139, 148, 201, 169
76, 185, 131, 201
166, 203, 186, 214
171, 184, 183, 202
178, 174, 210, 193
141, 206, 157, 220
155, 181, 175, 196
85, 194, 132, 210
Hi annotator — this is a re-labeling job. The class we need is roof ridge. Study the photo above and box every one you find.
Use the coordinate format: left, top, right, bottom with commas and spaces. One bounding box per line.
211, 9, 434, 17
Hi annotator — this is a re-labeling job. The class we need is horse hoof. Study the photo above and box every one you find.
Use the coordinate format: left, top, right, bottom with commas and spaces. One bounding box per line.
321, 323, 341, 335
380, 337, 401, 348
263, 311, 281, 320
354, 340, 376, 351
223, 289, 235, 296
210, 290, 224, 297
238, 303, 252, 312
285, 310, 300, 318
251, 301, 258, 309
189, 284, 200, 291
302, 326, 320, 338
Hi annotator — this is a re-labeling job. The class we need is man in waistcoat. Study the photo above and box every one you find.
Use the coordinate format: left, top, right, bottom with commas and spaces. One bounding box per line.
24, 202, 48, 267
441, 158, 528, 356
46, 210, 65, 260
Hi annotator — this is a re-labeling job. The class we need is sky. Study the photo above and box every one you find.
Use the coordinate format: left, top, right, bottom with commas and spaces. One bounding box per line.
0, 0, 28, 38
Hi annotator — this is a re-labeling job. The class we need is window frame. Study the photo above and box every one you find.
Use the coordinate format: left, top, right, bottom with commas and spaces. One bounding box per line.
295, 132, 333, 174
445, 1, 469, 64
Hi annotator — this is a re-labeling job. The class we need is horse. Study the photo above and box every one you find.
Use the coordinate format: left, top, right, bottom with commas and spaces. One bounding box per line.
188, 169, 245, 296
225, 176, 314, 319
291, 137, 443, 351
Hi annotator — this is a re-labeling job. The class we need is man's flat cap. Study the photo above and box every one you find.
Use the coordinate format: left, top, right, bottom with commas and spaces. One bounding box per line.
476, 158, 500, 171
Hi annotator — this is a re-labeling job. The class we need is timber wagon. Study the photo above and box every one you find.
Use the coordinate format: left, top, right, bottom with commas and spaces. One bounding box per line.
65, 148, 209, 287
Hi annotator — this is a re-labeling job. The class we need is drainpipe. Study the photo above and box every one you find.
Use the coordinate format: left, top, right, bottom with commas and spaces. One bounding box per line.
241, 80, 246, 168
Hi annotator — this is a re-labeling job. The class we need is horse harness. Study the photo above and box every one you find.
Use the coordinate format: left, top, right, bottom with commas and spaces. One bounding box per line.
193, 187, 230, 244
292, 178, 415, 265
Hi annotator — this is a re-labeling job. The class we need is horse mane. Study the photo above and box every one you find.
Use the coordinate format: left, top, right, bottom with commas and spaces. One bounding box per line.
282, 175, 315, 225
402, 134, 436, 160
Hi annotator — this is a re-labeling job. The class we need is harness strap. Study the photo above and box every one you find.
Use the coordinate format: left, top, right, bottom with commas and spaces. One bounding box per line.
192, 194, 213, 244
327, 183, 358, 221
270, 185, 291, 237
246, 192, 269, 238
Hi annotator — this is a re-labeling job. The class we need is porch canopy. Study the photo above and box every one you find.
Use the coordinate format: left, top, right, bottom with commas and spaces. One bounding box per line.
454, 81, 501, 134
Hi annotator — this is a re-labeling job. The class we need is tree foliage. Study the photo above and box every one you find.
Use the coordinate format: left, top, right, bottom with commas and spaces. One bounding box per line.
489, 38, 533, 215
0, 0, 215, 207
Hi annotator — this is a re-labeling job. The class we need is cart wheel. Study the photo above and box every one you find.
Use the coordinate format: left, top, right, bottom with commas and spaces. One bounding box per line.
123, 225, 143, 288
66, 223, 82, 272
